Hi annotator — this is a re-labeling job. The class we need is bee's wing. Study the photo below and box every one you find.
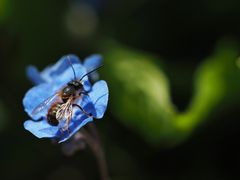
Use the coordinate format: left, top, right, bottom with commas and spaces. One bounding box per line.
56, 98, 73, 121
31, 93, 60, 116
56, 98, 73, 130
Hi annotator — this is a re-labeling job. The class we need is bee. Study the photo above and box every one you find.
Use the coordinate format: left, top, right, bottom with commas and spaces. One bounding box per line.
31, 56, 101, 131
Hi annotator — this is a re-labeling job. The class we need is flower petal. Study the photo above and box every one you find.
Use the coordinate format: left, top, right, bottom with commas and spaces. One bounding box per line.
26, 66, 45, 85
83, 54, 102, 71
53, 63, 88, 89
24, 119, 59, 138
83, 54, 102, 81
83, 80, 91, 92
40, 54, 81, 83
58, 116, 93, 143
23, 83, 60, 120
88, 80, 109, 118
74, 95, 96, 117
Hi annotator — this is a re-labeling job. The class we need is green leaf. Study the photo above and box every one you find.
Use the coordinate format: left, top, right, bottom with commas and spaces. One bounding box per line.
100, 39, 240, 146
101, 41, 177, 144
176, 39, 240, 136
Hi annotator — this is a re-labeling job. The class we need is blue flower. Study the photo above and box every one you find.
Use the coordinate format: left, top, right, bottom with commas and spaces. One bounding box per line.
27, 54, 102, 85
23, 55, 108, 143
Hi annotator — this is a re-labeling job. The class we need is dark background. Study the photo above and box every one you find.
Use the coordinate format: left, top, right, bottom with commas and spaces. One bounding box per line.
0, 0, 240, 179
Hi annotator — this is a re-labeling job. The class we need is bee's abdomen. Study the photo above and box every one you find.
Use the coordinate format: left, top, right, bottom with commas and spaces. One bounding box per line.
47, 103, 62, 126
47, 116, 59, 126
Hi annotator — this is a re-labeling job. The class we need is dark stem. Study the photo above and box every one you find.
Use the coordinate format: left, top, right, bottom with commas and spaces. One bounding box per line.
81, 124, 110, 180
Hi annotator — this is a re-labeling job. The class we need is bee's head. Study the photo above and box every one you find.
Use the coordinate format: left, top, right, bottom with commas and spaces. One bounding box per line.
68, 80, 83, 90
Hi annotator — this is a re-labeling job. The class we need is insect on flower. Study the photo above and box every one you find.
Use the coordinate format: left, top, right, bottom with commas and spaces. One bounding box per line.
31, 57, 102, 131
23, 54, 109, 143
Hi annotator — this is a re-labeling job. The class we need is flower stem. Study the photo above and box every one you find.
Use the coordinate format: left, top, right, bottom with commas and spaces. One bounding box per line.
81, 124, 110, 180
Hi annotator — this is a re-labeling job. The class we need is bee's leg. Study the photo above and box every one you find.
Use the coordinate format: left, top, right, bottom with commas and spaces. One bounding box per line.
79, 91, 89, 96
75, 91, 88, 100
73, 104, 92, 117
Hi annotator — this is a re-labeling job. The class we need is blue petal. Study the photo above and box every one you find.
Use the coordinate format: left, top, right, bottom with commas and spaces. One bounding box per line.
75, 95, 96, 117
24, 119, 59, 138
58, 116, 93, 143
27, 55, 81, 85
83, 54, 102, 71
26, 66, 45, 85
53, 63, 89, 88
83, 54, 102, 81
88, 80, 109, 118
83, 79, 91, 92
23, 83, 60, 120
41, 54, 81, 82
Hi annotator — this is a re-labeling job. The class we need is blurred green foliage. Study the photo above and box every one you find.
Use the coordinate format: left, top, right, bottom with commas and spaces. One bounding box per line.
0, 0, 9, 22
175, 40, 240, 140
101, 41, 177, 145
101, 39, 240, 146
